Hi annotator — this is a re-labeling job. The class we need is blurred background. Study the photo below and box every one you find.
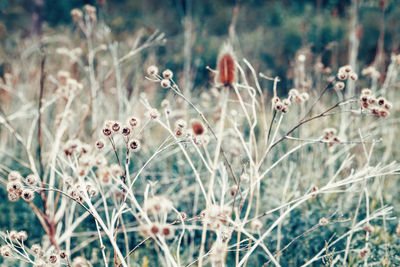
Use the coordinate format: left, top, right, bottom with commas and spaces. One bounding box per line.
1, 0, 399, 90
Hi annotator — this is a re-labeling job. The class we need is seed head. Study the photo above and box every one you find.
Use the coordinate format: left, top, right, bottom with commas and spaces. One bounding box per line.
361, 88, 371, 95
318, 217, 329, 226
160, 79, 171, 88
216, 42, 237, 87
250, 219, 263, 231
147, 65, 158, 76
22, 189, 34, 202
0, 245, 11, 257
377, 97, 385, 106
128, 116, 139, 127
274, 101, 283, 111
129, 139, 141, 151
334, 81, 345, 90
162, 69, 173, 79
349, 72, 358, 81
121, 126, 131, 136
191, 119, 206, 136
8, 171, 22, 181
31, 244, 41, 255
25, 174, 39, 186
95, 139, 105, 150
111, 121, 121, 132
337, 71, 348, 80
149, 108, 160, 119
102, 127, 112, 137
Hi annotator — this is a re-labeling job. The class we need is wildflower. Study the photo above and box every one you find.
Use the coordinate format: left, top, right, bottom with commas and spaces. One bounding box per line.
215, 42, 237, 87
162, 69, 173, 79
147, 65, 158, 76
129, 139, 141, 151
22, 189, 34, 202
95, 139, 105, 150
334, 81, 345, 90
160, 79, 171, 88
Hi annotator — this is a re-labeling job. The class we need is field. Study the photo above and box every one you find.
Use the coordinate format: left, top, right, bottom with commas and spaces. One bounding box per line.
0, 1, 400, 266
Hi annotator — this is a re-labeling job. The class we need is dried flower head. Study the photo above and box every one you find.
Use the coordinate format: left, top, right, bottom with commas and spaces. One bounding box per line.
121, 126, 131, 136
129, 139, 141, 151
111, 121, 121, 132
147, 65, 158, 76
0, 245, 12, 257
361, 88, 372, 95
22, 189, 34, 202
349, 72, 358, 81
160, 79, 171, 88
318, 217, 329, 226
215, 42, 237, 87
8, 171, 22, 181
102, 127, 112, 137
128, 116, 139, 127
334, 81, 345, 90
70, 8, 83, 22
149, 108, 160, 119
162, 69, 173, 79
191, 119, 206, 136
95, 139, 105, 150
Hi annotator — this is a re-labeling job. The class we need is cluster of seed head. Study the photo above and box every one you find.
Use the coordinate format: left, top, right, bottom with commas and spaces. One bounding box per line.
174, 118, 210, 146
359, 88, 392, 118
272, 89, 309, 113
100, 118, 141, 151
322, 128, 341, 147
63, 139, 91, 157
334, 65, 358, 91
147, 65, 174, 89
64, 176, 98, 202
361, 66, 381, 79
28, 243, 67, 266
144, 195, 173, 216
55, 71, 83, 100
200, 204, 231, 231
95, 163, 123, 185
139, 223, 175, 240
6, 171, 37, 202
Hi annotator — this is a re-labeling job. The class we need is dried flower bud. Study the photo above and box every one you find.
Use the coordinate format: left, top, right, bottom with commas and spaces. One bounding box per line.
129, 139, 141, 151
59, 250, 67, 259
7, 180, 23, 192
147, 65, 158, 76
8, 171, 22, 181
111, 121, 121, 132
49, 252, 59, 264
271, 96, 280, 105
377, 97, 386, 106
128, 116, 139, 127
25, 174, 39, 186
349, 72, 358, 81
149, 108, 160, 119
319, 217, 329, 226
31, 244, 41, 255
162, 69, 173, 79
274, 101, 283, 111
22, 189, 34, 202
121, 126, 131, 136
102, 127, 112, 137
337, 71, 348, 80
250, 219, 263, 231
363, 222, 374, 233
191, 119, 206, 136
0, 245, 12, 257
160, 79, 171, 88
384, 102, 392, 110
334, 81, 345, 90
379, 109, 389, 118
361, 88, 371, 95
95, 139, 105, 150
